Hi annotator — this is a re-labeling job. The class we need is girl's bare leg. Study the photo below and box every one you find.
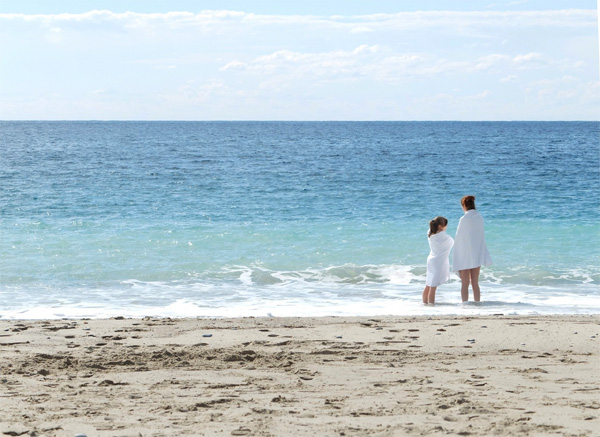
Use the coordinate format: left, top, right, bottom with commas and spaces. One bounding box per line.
459, 270, 470, 302
427, 286, 437, 304
422, 286, 430, 304
470, 267, 481, 301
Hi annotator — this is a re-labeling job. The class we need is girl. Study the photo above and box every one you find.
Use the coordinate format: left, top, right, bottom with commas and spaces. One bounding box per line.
452, 195, 492, 302
423, 216, 454, 305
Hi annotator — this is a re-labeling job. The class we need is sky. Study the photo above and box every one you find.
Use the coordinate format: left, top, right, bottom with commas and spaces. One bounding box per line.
0, 0, 598, 120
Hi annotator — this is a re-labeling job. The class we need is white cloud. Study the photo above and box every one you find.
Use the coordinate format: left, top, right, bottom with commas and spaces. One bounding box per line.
473, 54, 511, 71
1, 8, 595, 30
221, 46, 376, 79
45, 26, 63, 43
350, 26, 373, 33
219, 47, 558, 85
353, 44, 380, 55
513, 52, 545, 64
221, 60, 248, 71
471, 90, 491, 99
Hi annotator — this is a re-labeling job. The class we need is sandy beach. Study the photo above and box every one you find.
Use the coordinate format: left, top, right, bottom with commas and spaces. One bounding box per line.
0, 315, 598, 436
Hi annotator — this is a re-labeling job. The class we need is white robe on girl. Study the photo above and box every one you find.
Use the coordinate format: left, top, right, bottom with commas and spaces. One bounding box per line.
452, 210, 492, 272
426, 230, 454, 287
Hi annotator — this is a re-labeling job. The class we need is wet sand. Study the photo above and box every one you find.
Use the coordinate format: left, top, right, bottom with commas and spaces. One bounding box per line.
0, 315, 598, 436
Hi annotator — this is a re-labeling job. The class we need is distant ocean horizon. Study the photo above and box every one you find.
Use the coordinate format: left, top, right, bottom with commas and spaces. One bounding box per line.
1, 120, 598, 319
5, 119, 599, 122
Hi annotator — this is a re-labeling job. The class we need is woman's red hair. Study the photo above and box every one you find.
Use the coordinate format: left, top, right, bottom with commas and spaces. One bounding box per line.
461, 195, 476, 210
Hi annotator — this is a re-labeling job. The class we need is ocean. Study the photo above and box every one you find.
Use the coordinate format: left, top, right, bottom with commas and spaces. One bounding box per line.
1, 121, 599, 319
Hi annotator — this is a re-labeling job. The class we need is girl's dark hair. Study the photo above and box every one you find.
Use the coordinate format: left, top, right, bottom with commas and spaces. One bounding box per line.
461, 195, 476, 210
429, 216, 448, 238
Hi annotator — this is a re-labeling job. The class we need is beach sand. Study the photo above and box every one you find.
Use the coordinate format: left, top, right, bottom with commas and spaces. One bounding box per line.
0, 315, 598, 436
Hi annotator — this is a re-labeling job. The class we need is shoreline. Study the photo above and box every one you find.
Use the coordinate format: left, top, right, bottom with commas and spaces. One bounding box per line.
1, 314, 598, 436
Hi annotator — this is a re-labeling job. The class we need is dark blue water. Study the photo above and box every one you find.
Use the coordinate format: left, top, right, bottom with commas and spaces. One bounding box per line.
1, 121, 599, 318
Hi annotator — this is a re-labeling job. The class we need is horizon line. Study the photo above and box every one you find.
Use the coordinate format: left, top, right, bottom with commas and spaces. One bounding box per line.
1, 119, 598, 123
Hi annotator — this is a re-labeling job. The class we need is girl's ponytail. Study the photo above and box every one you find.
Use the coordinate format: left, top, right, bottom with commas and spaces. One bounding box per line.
428, 220, 437, 238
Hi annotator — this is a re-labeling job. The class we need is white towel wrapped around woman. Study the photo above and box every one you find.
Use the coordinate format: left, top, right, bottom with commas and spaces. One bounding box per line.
452, 210, 492, 272
426, 230, 454, 287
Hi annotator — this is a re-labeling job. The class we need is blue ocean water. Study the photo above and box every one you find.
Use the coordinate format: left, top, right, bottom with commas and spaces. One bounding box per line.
1, 121, 599, 319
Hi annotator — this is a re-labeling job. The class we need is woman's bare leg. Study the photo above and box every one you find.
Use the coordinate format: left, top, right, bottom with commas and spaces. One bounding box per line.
422, 286, 430, 304
459, 270, 470, 302
470, 267, 481, 302
427, 286, 437, 304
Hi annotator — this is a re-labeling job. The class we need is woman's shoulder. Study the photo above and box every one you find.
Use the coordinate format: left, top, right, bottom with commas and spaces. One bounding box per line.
464, 210, 483, 220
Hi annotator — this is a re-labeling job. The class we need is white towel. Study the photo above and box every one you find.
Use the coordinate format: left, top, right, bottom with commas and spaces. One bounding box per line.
452, 210, 492, 272
426, 230, 454, 287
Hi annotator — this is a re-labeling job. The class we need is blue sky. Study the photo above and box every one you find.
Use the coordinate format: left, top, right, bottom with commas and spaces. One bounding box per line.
0, 1, 598, 120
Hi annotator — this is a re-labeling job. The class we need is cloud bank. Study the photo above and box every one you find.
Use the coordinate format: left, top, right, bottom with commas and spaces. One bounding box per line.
0, 9, 597, 120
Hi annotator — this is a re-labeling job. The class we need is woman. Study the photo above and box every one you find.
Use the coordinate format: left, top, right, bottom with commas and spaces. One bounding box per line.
452, 195, 492, 302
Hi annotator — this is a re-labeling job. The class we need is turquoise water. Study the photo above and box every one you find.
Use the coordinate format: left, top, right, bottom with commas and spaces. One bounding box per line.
1, 121, 599, 318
